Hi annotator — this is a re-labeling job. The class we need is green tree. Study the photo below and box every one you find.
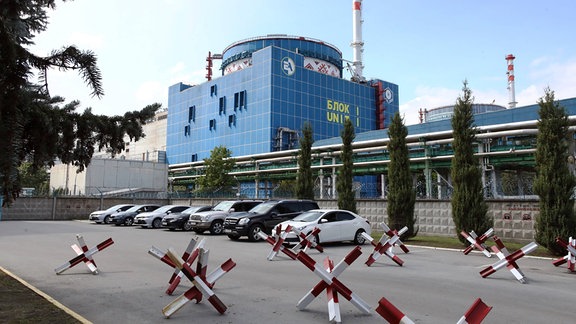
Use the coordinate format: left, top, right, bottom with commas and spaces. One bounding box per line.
450, 81, 491, 243
1, 1, 159, 205
337, 118, 357, 213
196, 146, 236, 194
533, 88, 576, 255
17, 162, 49, 195
387, 112, 417, 238
296, 122, 314, 199
275, 179, 296, 198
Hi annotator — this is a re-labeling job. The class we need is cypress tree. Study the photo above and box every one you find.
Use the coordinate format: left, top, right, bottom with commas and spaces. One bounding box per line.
387, 112, 417, 238
296, 122, 315, 200
337, 118, 357, 213
533, 88, 576, 255
450, 82, 491, 243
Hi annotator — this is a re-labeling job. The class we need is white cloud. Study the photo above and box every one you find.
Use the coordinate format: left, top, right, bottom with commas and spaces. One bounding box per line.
67, 32, 105, 50
170, 62, 186, 74
134, 81, 166, 107
400, 87, 461, 125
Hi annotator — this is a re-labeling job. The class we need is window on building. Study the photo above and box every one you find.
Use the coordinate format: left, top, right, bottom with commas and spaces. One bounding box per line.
233, 90, 247, 111
209, 119, 216, 130
228, 114, 236, 127
219, 96, 226, 115
191, 154, 198, 162
188, 106, 196, 122
210, 84, 217, 97
239, 90, 246, 109
184, 125, 190, 136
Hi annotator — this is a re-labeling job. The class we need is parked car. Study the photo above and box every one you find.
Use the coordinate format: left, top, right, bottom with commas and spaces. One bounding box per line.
223, 199, 319, 241
110, 204, 161, 226
89, 204, 134, 224
134, 205, 190, 228
188, 200, 263, 235
271, 209, 371, 246
162, 205, 213, 231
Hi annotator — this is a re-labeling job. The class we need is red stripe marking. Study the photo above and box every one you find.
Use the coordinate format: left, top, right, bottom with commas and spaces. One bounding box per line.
376, 297, 406, 323
464, 298, 492, 324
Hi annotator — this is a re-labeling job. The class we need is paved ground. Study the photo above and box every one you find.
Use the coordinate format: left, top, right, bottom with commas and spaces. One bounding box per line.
0, 220, 574, 323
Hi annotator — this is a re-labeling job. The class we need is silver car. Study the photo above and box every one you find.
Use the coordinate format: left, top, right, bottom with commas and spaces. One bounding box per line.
89, 204, 134, 224
133, 205, 189, 228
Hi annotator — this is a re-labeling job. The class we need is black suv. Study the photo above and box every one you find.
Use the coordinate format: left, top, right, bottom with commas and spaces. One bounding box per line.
223, 199, 319, 241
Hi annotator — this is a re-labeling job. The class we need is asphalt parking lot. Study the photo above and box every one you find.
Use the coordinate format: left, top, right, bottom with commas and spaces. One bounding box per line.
0, 220, 574, 323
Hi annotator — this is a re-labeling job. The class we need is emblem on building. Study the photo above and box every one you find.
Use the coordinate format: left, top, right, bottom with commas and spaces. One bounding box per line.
281, 57, 296, 76
384, 87, 393, 103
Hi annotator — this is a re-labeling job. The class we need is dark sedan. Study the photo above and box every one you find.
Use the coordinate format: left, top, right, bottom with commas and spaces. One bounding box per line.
110, 204, 161, 226
162, 205, 213, 231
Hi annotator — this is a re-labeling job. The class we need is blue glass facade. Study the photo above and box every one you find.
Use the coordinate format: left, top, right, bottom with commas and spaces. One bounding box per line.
167, 38, 399, 165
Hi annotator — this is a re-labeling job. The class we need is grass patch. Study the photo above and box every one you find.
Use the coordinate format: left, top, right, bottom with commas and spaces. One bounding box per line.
0, 271, 81, 323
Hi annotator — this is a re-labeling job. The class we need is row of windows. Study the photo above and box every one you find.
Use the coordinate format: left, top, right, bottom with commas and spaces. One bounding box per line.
205, 114, 237, 131
183, 89, 248, 136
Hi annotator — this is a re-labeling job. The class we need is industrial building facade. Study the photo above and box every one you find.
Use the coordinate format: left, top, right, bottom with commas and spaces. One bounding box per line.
166, 35, 399, 167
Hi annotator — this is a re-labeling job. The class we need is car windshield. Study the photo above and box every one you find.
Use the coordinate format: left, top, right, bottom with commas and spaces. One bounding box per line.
291, 211, 324, 222
213, 201, 234, 211
184, 206, 207, 213
105, 204, 128, 212
154, 205, 179, 213
125, 205, 144, 212
248, 202, 276, 214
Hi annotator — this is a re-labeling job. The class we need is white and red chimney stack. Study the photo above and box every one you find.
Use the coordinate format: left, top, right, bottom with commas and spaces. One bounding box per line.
506, 54, 517, 108
351, 0, 365, 82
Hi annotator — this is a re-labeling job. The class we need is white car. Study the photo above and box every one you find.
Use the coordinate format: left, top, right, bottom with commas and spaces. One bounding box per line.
133, 205, 189, 228
89, 204, 134, 224
272, 209, 371, 245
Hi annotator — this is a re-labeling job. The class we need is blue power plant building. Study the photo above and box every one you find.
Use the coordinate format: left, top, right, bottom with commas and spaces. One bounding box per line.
165, 34, 576, 200
167, 35, 398, 165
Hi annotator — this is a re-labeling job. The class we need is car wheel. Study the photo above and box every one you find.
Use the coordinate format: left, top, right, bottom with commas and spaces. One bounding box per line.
353, 229, 367, 245
103, 216, 111, 224
227, 234, 240, 240
209, 220, 224, 235
247, 224, 264, 242
183, 222, 193, 231
313, 233, 321, 245
124, 217, 134, 226
152, 218, 162, 229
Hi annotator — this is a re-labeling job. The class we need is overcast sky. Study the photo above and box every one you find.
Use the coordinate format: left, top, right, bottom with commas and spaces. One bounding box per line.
31, 0, 576, 125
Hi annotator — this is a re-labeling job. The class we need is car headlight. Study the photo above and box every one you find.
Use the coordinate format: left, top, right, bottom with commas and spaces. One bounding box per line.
238, 218, 250, 225
295, 225, 307, 232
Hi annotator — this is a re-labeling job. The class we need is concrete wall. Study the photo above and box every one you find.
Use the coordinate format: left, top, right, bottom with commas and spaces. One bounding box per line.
50, 159, 168, 196
0, 197, 167, 221
1, 197, 539, 242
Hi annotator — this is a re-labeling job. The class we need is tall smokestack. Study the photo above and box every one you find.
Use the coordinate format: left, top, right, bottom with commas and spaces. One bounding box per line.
351, 0, 365, 82
506, 54, 517, 108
